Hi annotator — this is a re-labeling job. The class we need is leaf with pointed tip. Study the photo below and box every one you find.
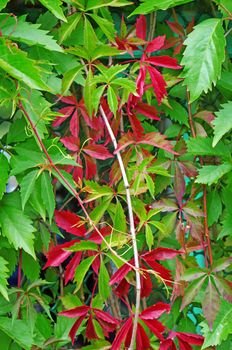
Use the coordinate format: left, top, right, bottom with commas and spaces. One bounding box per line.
58, 12, 81, 43
40, 172, 55, 223
0, 317, 33, 350
181, 18, 226, 102
0, 15, 63, 52
187, 136, 230, 158
39, 0, 66, 22
203, 278, 220, 330
62, 65, 83, 95
181, 276, 207, 310
130, 0, 193, 15
98, 258, 110, 301
0, 193, 35, 258
107, 86, 118, 116
55, 210, 86, 236
202, 299, 232, 348
0, 153, 9, 201
74, 256, 97, 291
181, 267, 206, 281
213, 101, 232, 147
20, 170, 39, 209
90, 14, 115, 41
213, 275, 232, 303
66, 241, 98, 252
0, 257, 9, 301
196, 163, 232, 185
0, 38, 49, 91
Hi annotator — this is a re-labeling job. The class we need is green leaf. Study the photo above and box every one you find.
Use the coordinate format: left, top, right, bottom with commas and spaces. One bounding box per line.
0, 38, 49, 91
84, 69, 95, 116
66, 241, 98, 252
0, 317, 33, 350
92, 85, 106, 112
181, 275, 207, 310
38, 0, 66, 22
0, 15, 63, 52
0, 153, 9, 201
181, 18, 226, 102
22, 252, 40, 281
20, 170, 39, 209
130, 0, 193, 15
187, 136, 230, 158
196, 163, 232, 185
207, 190, 222, 226
202, 299, 232, 348
62, 64, 83, 94
84, 17, 98, 52
98, 258, 110, 301
202, 278, 220, 330
107, 86, 118, 116
0, 256, 9, 300
113, 200, 127, 236
74, 255, 96, 291
181, 267, 206, 282
0, 0, 10, 11
0, 193, 35, 258
91, 45, 121, 61
213, 101, 232, 147
40, 172, 55, 223
90, 14, 115, 41
86, 0, 132, 10
144, 174, 155, 198
163, 100, 189, 126
90, 197, 112, 225
58, 12, 81, 44
145, 224, 153, 251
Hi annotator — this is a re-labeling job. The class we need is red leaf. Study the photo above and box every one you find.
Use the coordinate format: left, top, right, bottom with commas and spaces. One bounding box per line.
141, 318, 165, 340
60, 136, 79, 152
146, 36, 166, 53
140, 302, 170, 320
64, 252, 82, 285
59, 305, 89, 318
52, 106, 75, 127
94, 309, 119, 325
143, 260, 172, 285
70, 110, 79, 137
114, 278, 130, 297
167, 21, 185, 36
159, 339, 177, 350
143, 247, 182, 261
137, 132, 178, 155
136, 65, 146, 98
175, 332, 204, 346
136, 323, 150, 350
128, 112, 144, 138
146, 65, 167, 104
86, 314, 99, 340
141, 270, 152, 298
135, 101, 160, 121
83, 144, 113, 160
110, 259, 134, 285
83, 154, 97, 179
146, 56, 181, 69
136, 15, 147, 40
55, 210, 86, 236
43, 240, 79, 268
178, 338, 192, 350
111, 317, 133, 350
174, 162, 185, 206
60, 95, 77, 105
89, 226, 112, 244
69, 315, 86, 344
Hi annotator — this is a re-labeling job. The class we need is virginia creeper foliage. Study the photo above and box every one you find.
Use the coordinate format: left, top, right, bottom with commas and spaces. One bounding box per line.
0, 0, 232, 349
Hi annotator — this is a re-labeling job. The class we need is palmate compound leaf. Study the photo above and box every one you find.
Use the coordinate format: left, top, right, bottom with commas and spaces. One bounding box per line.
0, 193, 35, 258
213, 101, 232, 147
0, 15, 63, 52
0, 38, 49, 91
181, 18, 226, 102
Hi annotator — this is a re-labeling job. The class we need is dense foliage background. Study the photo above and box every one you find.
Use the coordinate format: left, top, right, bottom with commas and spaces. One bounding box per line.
0, 0, 232, 349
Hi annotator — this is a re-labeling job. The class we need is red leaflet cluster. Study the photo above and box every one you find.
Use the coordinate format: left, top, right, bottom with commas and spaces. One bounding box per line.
60, 306, 119, 344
